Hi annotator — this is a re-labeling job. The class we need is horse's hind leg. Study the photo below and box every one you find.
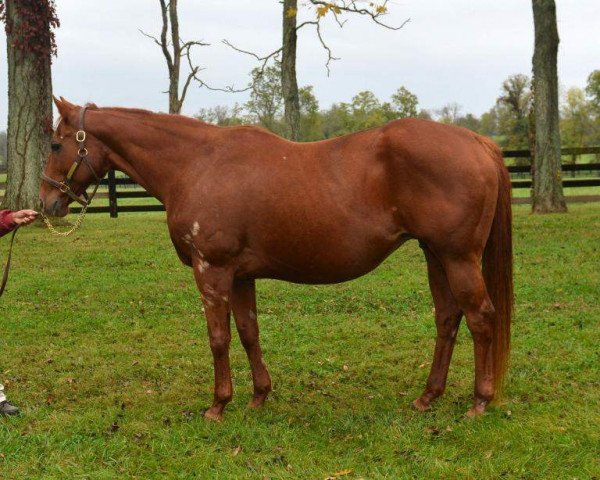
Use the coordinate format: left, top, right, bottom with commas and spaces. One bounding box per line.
413, 245, 463, 411
440, 256, 496, 417
231, 279, 272, 408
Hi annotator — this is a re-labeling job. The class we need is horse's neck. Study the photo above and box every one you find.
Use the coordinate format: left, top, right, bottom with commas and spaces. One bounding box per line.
87, 109, 202, 202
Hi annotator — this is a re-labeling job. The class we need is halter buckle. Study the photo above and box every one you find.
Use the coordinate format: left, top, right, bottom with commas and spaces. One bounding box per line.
59, 182, 70, 193
76, 130, 86, 142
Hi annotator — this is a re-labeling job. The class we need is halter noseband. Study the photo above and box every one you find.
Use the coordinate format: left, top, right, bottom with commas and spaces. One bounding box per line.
41, 106, 102, 208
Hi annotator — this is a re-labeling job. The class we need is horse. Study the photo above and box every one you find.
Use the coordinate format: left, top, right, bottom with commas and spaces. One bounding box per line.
40, 98, 513, 421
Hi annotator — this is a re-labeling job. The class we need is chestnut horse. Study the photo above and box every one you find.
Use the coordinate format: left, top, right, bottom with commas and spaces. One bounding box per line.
40, 98, 513, 420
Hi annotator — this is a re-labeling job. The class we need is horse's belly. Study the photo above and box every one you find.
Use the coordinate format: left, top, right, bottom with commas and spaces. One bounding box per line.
251, 231, 411, 285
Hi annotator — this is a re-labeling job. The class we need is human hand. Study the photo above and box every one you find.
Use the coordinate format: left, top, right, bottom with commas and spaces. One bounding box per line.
11, 209, 39, 226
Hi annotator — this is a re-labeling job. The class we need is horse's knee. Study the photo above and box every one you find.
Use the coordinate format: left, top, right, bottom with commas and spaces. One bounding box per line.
209, 332, 231, 356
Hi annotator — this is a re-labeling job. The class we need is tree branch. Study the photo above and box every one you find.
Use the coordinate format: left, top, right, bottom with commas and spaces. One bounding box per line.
138, 29, 163, 48
314, 20, 339, 75
183, 44, 250, 93
308, 0, 410, 31
158, 0, 173, 72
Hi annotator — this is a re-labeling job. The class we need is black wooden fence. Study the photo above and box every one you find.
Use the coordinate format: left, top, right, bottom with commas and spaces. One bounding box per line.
1, 146, 599, 217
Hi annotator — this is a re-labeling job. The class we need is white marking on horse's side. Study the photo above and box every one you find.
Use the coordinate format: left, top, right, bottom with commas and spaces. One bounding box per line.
248, 311, 256, 320
191, 222, 200, 236
197, 260, 210, 273
183, 234, 193, 244
220, 295, 229, 303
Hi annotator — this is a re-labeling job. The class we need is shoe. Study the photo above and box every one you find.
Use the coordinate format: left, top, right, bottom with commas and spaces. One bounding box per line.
0, 400, 20, 416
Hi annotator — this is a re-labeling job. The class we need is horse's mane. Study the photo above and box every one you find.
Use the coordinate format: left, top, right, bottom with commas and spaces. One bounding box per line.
99, 106, 212, 129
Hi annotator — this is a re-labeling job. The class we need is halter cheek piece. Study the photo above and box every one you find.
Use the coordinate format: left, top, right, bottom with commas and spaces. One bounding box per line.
41, 106, 102, 208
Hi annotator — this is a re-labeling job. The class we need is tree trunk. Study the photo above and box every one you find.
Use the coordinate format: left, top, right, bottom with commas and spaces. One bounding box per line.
531, 0, 566, 213
168, 0, 182, 114
2, 0, 54, 210
281, 0, 300, 140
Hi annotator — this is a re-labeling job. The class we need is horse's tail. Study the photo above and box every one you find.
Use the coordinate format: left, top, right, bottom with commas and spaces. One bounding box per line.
481, 138, 514, 394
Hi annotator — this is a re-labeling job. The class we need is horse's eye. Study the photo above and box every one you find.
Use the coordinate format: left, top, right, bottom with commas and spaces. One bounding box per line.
51, 143, 61, 152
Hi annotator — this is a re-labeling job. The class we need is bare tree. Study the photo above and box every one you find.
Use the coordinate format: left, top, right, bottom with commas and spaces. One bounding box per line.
141, 0, 210, 114
225, 1, 409, 140
531, 0, 566, 213
1, 0, 58, 210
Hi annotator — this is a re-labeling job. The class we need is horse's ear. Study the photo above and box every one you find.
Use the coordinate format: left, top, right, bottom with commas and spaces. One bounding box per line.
54, 97, 78, 123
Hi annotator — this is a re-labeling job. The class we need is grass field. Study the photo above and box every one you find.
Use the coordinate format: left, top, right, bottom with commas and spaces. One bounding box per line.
0, 205, 598, 479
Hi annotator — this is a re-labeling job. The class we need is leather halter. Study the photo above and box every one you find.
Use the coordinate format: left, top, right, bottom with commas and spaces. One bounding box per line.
41, 106, 102, 208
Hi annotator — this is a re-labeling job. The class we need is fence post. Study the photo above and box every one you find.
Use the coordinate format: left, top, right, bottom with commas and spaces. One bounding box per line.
107, 169, 118, 218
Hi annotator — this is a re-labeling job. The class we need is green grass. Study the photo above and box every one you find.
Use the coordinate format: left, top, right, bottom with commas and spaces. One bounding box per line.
0, 205, 599, 479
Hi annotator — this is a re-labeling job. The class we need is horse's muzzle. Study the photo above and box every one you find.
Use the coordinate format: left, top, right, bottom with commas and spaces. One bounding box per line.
40, 196, 69, 218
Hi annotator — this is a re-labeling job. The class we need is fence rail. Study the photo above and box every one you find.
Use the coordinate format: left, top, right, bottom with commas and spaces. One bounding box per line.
1, 146, 599, 216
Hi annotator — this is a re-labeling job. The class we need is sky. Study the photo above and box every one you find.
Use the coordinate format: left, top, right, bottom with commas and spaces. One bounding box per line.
0, 0, 599, 129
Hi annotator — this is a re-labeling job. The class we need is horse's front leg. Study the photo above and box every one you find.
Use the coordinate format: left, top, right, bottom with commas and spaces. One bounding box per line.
231, 279, 272, 408
192, 259, 234, 421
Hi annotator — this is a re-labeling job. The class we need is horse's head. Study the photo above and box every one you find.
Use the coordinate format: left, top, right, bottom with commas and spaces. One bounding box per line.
40, 97, 111, 217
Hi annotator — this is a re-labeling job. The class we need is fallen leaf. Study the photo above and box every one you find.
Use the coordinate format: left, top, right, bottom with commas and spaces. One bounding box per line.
232, 446, 241, 456
334, 469, 353, 476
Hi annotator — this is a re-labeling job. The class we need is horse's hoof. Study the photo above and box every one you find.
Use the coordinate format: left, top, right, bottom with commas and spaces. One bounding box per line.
248, 393, 268, 409
466, 402, 487, 418
203, 407, 224, 422
412, 397, 431, 412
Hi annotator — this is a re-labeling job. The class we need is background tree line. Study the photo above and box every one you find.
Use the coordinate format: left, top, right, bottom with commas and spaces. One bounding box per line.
193, 69, 600, 153
1, 69, 598, 171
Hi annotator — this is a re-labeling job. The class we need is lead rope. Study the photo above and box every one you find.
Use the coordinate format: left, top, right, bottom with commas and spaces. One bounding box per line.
0, 225, 20, 298
1, 207, 88, 299
39, 205, 89, 237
